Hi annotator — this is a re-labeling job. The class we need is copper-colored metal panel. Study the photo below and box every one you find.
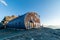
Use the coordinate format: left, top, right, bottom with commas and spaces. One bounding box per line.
25, 12, 40, 29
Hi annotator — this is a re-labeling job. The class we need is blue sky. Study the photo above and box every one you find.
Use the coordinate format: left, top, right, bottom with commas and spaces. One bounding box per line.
0, 0, 60, 26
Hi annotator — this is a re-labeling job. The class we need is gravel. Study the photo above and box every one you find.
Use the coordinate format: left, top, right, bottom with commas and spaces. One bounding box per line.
0, 27, 60, 40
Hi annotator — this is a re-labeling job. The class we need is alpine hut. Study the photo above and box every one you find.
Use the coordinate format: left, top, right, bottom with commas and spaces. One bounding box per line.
6, 12, 40, 29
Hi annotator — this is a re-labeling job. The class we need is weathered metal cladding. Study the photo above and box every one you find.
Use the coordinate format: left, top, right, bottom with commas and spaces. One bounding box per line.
6, 14, 26, 29
6, 12, 40, 29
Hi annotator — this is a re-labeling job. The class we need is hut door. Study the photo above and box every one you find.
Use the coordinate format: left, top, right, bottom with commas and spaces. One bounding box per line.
29, 20, 34, 28
27, 21, 31, 29
27, 20, 34, 29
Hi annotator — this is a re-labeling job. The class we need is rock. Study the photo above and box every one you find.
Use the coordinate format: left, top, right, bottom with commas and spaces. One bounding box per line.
1, 15, 18, 25
2, 27, 60, 40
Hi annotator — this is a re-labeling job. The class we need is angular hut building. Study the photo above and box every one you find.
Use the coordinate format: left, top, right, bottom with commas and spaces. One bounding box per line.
6, 12, 40, 29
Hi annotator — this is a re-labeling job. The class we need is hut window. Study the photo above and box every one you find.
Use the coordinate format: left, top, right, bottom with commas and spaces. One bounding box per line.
16, 23, 17, 24
29, 20, 33, 23
19, 22, 20, 24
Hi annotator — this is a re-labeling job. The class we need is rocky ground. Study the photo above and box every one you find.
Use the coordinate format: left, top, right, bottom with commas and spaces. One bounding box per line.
0, 27, 60, 40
